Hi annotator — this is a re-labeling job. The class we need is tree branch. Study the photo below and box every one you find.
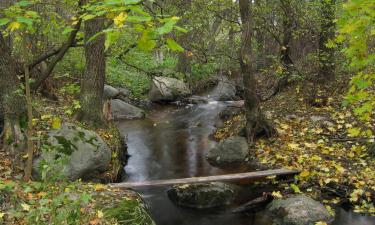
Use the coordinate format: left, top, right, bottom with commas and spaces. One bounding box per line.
31, 19, 82, 90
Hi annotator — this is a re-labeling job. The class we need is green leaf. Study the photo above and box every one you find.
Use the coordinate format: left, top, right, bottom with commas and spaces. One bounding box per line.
157, 19, 177, 35
124, 0, 143, 4
16, 17, 33, 27
0, 18, 10, 26
166, 38, 184, 52
290, 184, 302, 193
16, 0, 32, 7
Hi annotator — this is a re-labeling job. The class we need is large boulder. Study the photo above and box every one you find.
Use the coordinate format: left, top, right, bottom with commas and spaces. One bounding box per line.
266, 194, 334, 225
111, 99, 145, 120
168, 182, 238, 209
207, 136, 249, 166
148, 76, 191, 102
208, 77, 237, 101
104, 84, 120, 99
33, 123, 111, 181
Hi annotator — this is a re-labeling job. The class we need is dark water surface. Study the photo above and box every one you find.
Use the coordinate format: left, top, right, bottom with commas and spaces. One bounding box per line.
117, 100, 374, 225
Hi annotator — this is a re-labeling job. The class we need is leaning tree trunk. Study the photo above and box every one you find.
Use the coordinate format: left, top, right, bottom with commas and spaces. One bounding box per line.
77, 16, 106, 127
0, 33, 26, 154
318, 0, 336, 82
238, 0, 276, 144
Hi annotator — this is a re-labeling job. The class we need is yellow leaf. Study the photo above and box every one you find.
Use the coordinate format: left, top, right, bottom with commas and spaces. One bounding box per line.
272, 191, 283, 199
311, 155, 322, 161
41, 114, 53, 120
315, 222, 328, 225
51, 117, 61, 130
7, 22, 21, 31
94, 184, 105, 191
97, 210, 104, 219
0, 212, 4, 219
288, 143, 300, 150
300, 170, 310, 178
21, 203, 30, 211
348, 127, 361, 137
114, 12, 127, 27
37, 192, 48, 198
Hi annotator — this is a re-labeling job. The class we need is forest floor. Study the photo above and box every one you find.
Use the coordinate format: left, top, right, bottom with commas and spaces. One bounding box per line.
215, 80, 375, 215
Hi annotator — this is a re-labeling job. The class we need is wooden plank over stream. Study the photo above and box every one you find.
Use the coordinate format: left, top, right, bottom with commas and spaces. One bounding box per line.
109, 169, 300, 189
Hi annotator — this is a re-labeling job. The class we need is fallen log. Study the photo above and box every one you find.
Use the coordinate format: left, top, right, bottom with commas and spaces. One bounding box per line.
109, 169, 300, 189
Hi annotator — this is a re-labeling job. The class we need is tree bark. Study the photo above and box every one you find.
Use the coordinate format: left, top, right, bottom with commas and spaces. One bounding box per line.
175, 0, 192, 78
280, 0, 294, 76
238, 0, 275, 144
77, 16, 106, 127
318, 0, 336, 82
0, 33, 26, 154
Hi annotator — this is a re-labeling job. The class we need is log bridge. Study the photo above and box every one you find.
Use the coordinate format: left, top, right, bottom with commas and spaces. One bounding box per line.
110, 169, 300, 189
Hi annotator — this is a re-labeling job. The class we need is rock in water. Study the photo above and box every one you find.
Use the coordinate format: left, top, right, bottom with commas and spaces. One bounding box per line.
32, 123, 111, 181
266, 194, 333, 225
207, 136, 249, 166
111, 99, 145, 120
208, 76, 237, 101
148, 76, 191, 102
168, 182, 238, 209
104, 84, 120, 99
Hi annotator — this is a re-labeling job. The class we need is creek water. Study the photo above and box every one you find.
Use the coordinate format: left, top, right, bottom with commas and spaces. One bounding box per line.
117, 98, 374, 225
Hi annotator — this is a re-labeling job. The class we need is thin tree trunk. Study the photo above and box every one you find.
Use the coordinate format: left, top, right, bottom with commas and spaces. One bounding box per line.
23, 65, 34, 181
175, 0, 192, 78
0, 33, 26, 154
77, 16, 106, 127
238, 0, 276, 144
318, 0, 336, 82
280, 0, 294, 75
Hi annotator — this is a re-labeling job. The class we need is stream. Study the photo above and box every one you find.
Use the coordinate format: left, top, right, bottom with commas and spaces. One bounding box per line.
117, 97, 374, 225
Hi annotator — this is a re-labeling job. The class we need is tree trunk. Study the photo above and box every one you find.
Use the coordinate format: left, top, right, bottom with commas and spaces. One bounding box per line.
77, 16, 106, 127
318, 0, 336, 82
280, 0, 294, 76
0, 33, 26, 154
238, 0, 276, 144
175, 0, 192, 78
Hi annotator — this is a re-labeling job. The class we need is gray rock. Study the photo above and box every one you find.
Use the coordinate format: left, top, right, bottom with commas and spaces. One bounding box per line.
148, 76, 191, 102
111, 99, 145, 120
117, 87, 131, 97
168, 182, 238, 209
266, 194, 333, 225
219, 106, 243, 120
33, 123, 111, 181
310, 115, 328, 123
208, 77, 237, 101
207, 136, 249, 166
104, 84, 120, 99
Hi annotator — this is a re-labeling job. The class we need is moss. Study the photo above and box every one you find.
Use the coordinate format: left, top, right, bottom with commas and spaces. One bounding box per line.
54, 135, 77, 155
103, 199, 155, 225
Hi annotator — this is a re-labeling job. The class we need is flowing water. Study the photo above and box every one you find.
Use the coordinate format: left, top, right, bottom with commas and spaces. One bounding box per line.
117, 98, 374, 225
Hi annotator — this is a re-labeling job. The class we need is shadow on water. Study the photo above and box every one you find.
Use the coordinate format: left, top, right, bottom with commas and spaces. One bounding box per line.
117, 99, 374, 225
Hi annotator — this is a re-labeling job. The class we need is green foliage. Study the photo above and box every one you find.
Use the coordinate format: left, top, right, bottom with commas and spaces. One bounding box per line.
0, 180, 92, 225
82, 0, 184, 52
107, 58, 151, 98
104, 199, 155, 225
338, 0, 374, 134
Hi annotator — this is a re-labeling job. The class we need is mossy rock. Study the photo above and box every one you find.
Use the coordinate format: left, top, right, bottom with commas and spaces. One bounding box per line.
94, 190, 155, 225
168, 182, 238, 209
